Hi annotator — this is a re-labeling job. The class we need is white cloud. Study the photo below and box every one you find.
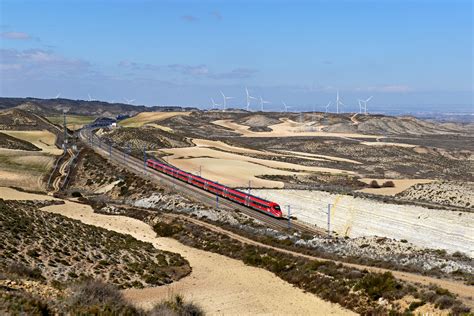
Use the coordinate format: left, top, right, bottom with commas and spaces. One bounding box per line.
0, 48, 91, 77
1, 31, 33, 40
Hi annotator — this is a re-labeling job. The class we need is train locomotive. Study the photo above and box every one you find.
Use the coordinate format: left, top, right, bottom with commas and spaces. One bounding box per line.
146, 159, 283, 218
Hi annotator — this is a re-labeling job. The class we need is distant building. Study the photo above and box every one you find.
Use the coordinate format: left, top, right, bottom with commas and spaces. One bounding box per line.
116, 114, 130, 121
90, 117, 116, 128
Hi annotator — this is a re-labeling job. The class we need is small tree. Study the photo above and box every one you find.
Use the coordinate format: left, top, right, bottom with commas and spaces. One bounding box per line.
369, 180, 381, 188
382, 181, 395, 188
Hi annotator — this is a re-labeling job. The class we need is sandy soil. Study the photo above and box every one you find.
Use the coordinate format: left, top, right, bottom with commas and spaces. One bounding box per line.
254, 189, 474, 257
360, 141, 416, 148
0, 130, 62, 155
120, 112, 190, 128
193, 139, 349, 164
1, 187, 353, 316
358, 178, 434, 196
192, 138, 275, 156
213, 118, 381, 139
193, 139, 364, 167
161, 146, 355, 188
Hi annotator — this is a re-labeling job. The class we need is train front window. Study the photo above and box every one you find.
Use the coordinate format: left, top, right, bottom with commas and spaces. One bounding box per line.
274, 205, 280, 211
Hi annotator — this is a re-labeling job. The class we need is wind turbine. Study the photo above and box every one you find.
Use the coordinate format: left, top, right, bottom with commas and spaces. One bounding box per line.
282, 101, 292, 113
259, 96, 270, 112
245, 87, 257, 111
335, 90, 345, 113
210, 98, 221, 110
55, 93, 61, 99
359, 96, 373, 114
88, 93, 93, 101
220, 91, 234, 112
325, 101, 332, 113
124, 98, 135, 104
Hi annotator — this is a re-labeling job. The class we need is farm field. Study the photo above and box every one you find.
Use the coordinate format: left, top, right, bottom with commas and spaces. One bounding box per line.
0, 130, 62, 155
119, 111, 190, 128
253, 189, 474, 257
46, 114, 96, 130
159, 143, 355, 188
0, 130, 61, 190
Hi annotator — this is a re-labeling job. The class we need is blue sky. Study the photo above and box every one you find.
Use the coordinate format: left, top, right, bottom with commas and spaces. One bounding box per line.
0, 0, 472, 112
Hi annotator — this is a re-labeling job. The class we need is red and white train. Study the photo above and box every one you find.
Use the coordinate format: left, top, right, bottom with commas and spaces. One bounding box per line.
146, 159, 283, 218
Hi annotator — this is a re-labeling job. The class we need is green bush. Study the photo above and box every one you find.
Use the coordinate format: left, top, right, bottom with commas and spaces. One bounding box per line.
354, 272, 402, 301
381, 181, 395, 188
5, 263, 44, 280
149, 295, 204, 316
153, 222, 183, 237
369, 180, 381, 188
407, 300, 425, 311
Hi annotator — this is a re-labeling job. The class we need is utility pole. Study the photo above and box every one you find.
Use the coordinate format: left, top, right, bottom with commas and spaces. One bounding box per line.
327, 203, 333, 237
63, 110, 68, 152
143, 146, 147, 174
287, 205, 291, 230
216, 194, 219, 208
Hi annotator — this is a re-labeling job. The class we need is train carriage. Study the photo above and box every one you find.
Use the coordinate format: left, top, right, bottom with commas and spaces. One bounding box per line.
146, 159, 282, 218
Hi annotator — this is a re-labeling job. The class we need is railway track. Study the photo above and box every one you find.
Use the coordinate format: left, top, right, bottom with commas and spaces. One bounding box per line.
79, 128, 324, 236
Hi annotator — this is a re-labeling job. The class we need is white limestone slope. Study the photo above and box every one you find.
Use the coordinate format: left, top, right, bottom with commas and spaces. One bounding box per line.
254, 189, 474, 257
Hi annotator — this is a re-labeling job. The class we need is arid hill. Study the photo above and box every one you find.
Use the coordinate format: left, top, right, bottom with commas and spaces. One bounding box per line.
0, 97, 197, 117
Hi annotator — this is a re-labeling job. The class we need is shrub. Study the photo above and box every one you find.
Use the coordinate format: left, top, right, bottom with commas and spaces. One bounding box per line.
5, 263, 44, 280
68, 280, 123, 306
381, 181, 395, 188
369, 180, 381, 188
153, 222, 183, 237
354, 272, 402, 300
407, 300, 425, 311
434, 295, 455, 309
149, 295, 204, 316
71, 191, 82, 198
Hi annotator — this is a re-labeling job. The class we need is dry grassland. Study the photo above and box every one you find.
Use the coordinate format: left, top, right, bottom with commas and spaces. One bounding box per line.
120, 112, 190, 128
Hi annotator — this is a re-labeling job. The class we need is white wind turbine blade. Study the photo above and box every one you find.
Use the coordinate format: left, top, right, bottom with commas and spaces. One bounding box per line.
325, 101, 332, 113
88, 94, 92, 101
55, 93, 61, 99
365, 96, 373, 102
